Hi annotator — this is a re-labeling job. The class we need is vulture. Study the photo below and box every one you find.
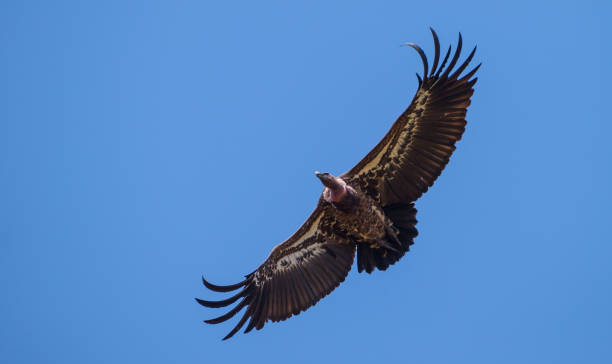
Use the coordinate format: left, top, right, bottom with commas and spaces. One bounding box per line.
197, 28, 480, 340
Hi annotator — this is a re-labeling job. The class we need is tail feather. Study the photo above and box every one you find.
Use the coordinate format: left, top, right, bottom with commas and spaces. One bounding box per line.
357, 203, 418, 273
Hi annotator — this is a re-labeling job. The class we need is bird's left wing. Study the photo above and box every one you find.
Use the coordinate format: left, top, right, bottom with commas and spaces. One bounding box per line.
196, 202, 355, 340
343, 29, 480, 206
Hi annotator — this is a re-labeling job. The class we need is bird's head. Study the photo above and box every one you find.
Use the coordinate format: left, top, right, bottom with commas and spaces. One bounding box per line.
315, 171, 347, 203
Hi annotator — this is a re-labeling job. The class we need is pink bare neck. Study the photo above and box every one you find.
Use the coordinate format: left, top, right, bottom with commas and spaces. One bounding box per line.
323, 178, 347, 203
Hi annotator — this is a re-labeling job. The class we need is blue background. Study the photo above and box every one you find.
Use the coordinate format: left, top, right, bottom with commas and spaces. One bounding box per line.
2, 1, 610, 363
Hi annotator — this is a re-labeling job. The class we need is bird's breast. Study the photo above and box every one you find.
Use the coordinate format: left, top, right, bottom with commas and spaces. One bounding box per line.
331, 188, 388, 243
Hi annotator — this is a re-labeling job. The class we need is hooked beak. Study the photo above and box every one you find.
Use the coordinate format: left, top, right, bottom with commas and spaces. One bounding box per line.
315, 171, 337, 189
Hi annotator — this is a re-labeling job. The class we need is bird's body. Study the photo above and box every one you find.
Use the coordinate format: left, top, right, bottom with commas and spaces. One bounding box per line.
321, 185, 398, 252
330, 185, 390, 244
197, 28, 480, 340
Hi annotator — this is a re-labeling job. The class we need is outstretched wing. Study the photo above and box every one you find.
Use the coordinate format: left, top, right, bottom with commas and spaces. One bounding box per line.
196, 202, 355, 340
344, 28, 480, 206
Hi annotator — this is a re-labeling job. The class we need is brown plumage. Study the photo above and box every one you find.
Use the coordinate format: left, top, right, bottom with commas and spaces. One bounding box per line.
197, 28, 480, 340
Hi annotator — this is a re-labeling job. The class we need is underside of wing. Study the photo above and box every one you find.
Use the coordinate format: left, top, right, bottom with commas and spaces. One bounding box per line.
196, 203, 355, 340
344, 28, 480, 206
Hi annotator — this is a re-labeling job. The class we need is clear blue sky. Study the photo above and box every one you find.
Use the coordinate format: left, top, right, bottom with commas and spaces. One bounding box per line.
1, 1, 610, 363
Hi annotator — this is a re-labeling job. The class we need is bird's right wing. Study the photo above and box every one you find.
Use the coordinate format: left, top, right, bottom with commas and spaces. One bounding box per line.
196, 201, 355, 340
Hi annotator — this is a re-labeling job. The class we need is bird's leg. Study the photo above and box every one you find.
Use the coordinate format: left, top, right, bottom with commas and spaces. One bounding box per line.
385, 225, 403, 247
375, 238, 399, 252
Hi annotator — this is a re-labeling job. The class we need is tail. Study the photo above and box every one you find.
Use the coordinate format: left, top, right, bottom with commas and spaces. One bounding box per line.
357, 203, 418, 273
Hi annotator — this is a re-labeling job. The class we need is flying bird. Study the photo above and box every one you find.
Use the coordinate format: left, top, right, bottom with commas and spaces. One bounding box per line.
197, 28, 480, 340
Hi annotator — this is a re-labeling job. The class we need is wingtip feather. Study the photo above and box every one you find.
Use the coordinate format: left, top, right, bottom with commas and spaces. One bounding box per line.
201, 275, 246, 292
405, 42, 428, 79
429, 27, 441, 77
